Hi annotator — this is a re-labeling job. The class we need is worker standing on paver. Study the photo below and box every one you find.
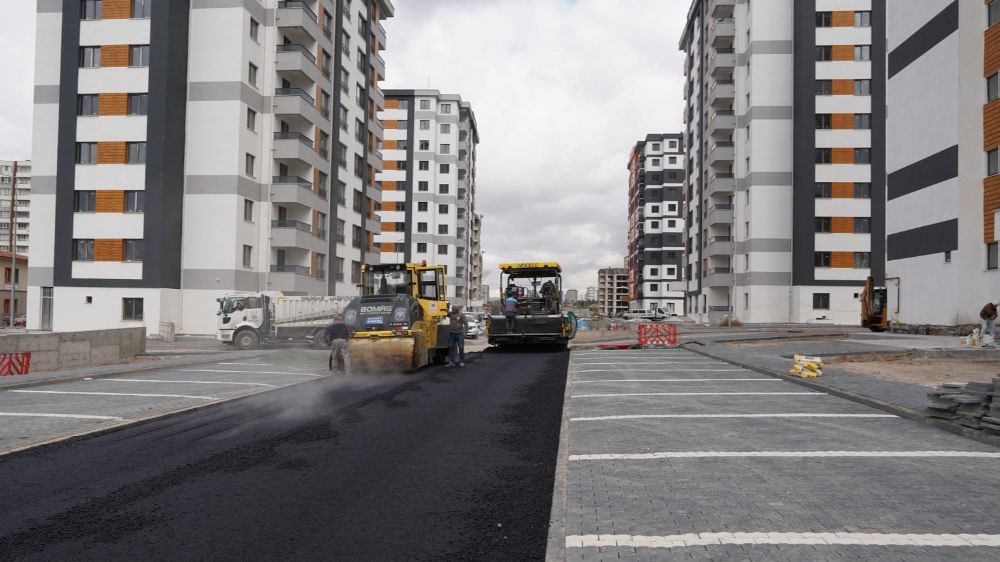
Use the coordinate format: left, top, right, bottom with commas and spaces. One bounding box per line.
503, 291, 519, 333
980, 300, 999, 347
446, 305, 468, 367
325, 319, 354, 373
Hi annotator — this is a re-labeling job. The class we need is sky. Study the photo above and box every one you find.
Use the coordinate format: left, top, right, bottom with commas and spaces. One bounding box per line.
0, 0, 688, 294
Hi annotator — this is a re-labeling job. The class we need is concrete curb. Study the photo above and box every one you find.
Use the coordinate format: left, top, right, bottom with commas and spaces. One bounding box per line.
544, 348, 576, 562
684, 344, 1000, 449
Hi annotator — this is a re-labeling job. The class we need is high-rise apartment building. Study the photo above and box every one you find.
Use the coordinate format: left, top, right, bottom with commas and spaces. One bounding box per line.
585, 286, 597, 302
0, 161, 31, 256
627, 134, 686, 315
28, 0, 392, 334
681, 0, 884, 325
884, 1, 996, 326
375, 90, 480, 307
597, 265, 628, 317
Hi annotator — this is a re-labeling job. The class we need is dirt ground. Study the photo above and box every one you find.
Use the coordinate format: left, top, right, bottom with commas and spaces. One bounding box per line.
830, 356, 1000, 387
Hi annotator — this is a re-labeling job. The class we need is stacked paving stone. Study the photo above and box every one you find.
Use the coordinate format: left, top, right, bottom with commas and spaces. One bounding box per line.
927, 378, 1000, 432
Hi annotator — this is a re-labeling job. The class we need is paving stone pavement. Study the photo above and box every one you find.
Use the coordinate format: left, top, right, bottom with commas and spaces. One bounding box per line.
548, 348, 1000, 561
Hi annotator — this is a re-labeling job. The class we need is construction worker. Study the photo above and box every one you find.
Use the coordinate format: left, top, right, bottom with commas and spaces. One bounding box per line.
446, 305, 468, 367
503, 291, 519, 333
325, 319, 354, 373
980, 300, 999, 346
541, 280, 557, 313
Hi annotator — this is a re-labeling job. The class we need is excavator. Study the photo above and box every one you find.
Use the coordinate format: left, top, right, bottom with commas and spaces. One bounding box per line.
342, 262, 451, 371
860, 275, 888, 332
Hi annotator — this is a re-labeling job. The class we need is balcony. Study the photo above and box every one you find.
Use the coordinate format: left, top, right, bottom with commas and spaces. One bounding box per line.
708, 79, 734, 108
275, 1, 324, 45
706, 203, 733, 226
269, 264, 326, 294
276, 44, 325, 85
271, 176, 327, 209
705, 267, 733, 288
273, 88, 324, 128
374, 21, 387, 49
709, 48, 735, 78
707, 109, 735, 137
707, 141, 735, 168
710, 17, 735, 47
273, 132, 323, 168
708, 172, 736, 195
271, 220, 326, 252
709, 0, 735, 18
705, 235, 733, 257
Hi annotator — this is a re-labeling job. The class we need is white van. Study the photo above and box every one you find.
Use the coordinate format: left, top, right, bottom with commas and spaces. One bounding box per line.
622, 307, 674, 321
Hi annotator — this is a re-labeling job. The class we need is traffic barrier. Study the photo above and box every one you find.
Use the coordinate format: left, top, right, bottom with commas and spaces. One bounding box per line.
0, 352, 31, 376
638, 324, 678, 348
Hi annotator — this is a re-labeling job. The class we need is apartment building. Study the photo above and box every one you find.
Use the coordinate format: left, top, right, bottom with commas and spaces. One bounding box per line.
29, 0, 392, 334
585, 286, 597, 302
0, 161, 31, 256
884, 1, 997, 326
680, 0, 884, 325
597, 265, 629, 317
375, 90, 480, 307
627, 134, 686, 315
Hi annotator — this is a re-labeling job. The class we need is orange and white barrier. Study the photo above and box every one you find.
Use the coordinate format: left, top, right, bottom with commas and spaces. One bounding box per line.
637, 324, 678, 348
0, 352, 31, 376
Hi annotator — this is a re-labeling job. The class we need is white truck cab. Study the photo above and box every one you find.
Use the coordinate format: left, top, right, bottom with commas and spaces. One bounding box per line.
622, 307, 674, 321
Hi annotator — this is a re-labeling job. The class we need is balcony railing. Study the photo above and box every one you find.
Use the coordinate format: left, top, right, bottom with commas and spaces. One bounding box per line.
271, 219, 312, 232
272, 175, 312, 188
316, 229, 328, 240
315, 269, 326, 280
710, 203, 733, 211
277, 1, 318, 23
277, 43, 316, 65
274, 131, 313, 147
271, 264, 310, 274
274, 87, 315, 106
709, 305, 732, 312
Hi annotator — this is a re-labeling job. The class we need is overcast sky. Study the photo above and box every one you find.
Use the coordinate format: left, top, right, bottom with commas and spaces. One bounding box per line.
0, 0, 687, 294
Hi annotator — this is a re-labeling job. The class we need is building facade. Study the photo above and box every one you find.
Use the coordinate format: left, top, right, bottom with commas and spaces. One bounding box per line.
627, 134, 686, 315
375, 90, 480, 307
885, 1, 995, 326
681, 0, 884, 325
597, 265, 629, 317
29, 0, 392, 335
585, 286, 597, 302
0, 251, 28, 319
0, 161, 31, 257
564, 289, 578, 304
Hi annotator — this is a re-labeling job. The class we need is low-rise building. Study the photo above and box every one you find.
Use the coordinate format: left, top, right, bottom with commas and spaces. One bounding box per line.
597, 265, 629, 317
0, 251, 28, 321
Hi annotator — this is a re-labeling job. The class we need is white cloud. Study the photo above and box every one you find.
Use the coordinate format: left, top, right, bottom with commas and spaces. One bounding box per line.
383, 0, 687, 294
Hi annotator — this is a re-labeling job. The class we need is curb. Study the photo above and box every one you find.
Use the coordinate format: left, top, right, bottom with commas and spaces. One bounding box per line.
544, 347, 576, 561
684, 344, 1000, 449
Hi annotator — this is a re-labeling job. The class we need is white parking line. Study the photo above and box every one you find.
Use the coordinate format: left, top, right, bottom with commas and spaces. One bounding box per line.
180, 369, 324, 377
571, 413, 898, 421
217, 363, 273, 366
572, 369, 747, 374
0, 412, 124, 420
572, 392, 825, 398
566, 532, 1000, 548
569, 450, 1000, 460
9, 390, 216, 400
574, 378, 777, 384
106, 378, 278, 388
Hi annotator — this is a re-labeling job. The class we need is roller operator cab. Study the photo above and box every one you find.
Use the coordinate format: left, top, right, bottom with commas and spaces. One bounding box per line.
343, 263, 452, 371
488, 262, 578, 347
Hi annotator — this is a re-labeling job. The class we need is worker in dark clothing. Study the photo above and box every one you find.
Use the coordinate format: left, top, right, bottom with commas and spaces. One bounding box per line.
446, 305, 468, 367
981, 300, 999, 347
504, 291, 519, 333
325, 320, 354, 372
541, 280, 557, 313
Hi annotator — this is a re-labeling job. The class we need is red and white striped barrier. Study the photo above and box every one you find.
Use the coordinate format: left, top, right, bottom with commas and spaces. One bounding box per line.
637, 324, 678, 348
0, 352, 31, 375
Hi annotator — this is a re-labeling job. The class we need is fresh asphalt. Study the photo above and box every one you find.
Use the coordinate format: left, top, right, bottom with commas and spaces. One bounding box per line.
0, 346, 569, 561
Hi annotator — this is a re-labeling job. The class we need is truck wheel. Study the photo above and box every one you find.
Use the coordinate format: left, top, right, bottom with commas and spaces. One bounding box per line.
233, 329, 260, 350
313, 328, 331, 350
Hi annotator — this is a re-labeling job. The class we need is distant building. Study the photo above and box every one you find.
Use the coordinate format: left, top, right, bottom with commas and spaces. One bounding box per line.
0, 251, 27, 320
585, 286, 597, 301
0, 161, 30, 257
564, 289, 578, 304
597, 266, 628, 317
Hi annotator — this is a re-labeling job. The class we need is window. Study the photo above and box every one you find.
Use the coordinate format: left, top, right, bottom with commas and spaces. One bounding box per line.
854, 114, 872, 129
242, 245, 252, 268
73, 191, 96, 212
437, 244, 448, 255
246, 107, 257, 132
438, 204, 448, 214
651, 205, 660, 214
398, 120, 408, 129
945, 251, 952, 263
438, 184, 449, 194
123, 239, 143, 262
855, 79, 871, 95
419, 120, 430, 130
249, 17, 259, 41
991, 0, 1000, 27
81, 0, 102, 20
129, 45, 150, 67
417, 242, 427, 253
353, 190, 363, 213
77, 94, 99, 116
76, 142, 97, 164
418, 181, 429, 192
440, 144, 450, 154
439, 163, 450, 173
651, 158, 661, 166
243, 199, 253, 221
438, 224, 448, 235
854, 252, 871, 268
418, 160, 429, 171
854, 182, 872, 198
73, 239, 94, 261
815, 217, 831, 232
989, 148, 999, 177
125, 191, 144, 212
815, 114, 832, 129
815, 46, 832, 61
815, 148, 832, 164
854, 217, 872, 233
651, 142, 661, 151
854, 45, 871, 61
812, 293, 830, 310
855, 11, 871, 27
79, 46, 100, 68
669, 156, 677, 164
123, 298, 143, 321
342, 30, 351, 51
815, 12, 832, 27
989, 242, 999, 270
336, 181, 347, 206
855, 148, 872, 164
126, 142, 146, 164
815, 80, 832, 95
355, 84, 364, 107
352, 225, 363, 249
650, 267, 659, 276
650, 220, 660, 229
417, 202, 428, 212
338, 143, 348, 169
417, 222, 428, 233
814, 252, 831, 267
248, 62, 258, 86
440, 103, 452, 114
245, 153, 255, 177
440, 123, 451, 134
419, 140, 430, 150
419, 99, 431, 110
397, 140, 408, 150
128, 93, 148, 116
990, 73, 999, 102
815, 182, 832, 198
354, 154, 364, 177
397, 161, 408, 171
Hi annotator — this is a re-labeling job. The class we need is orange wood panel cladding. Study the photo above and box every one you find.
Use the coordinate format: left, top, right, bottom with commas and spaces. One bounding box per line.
98, 93, 127, 116
831, 113, 854, 130
97, 142, 127, 164
382, 181, 397, 191
379, 243, 396, 252
95, 190, 125, 213
382, 201, 397, 211
830, 252, 854, 268
383, 160, 397, 170
382, 120, 398, 130
986, 23, 1000, 77
831, 148, 855, 164
985, 175, 1000, 242
831, 79, 854, 95
830, 217, 854, 234
94, 239, 124, 262
100, 45, 130, 67
831, 45, 855, 61
385, 99, 399, 109
985, 99, 1000, 150
831, 11, 855, 27
102, 0, 131, 19
831, 182, 854, 198
383, 139, 398, 149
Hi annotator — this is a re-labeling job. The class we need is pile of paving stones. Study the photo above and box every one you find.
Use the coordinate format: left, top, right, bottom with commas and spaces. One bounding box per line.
927, 377, 1000, 433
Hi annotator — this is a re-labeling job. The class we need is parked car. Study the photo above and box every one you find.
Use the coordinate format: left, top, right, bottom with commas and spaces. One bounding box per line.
464, 313, 481, 339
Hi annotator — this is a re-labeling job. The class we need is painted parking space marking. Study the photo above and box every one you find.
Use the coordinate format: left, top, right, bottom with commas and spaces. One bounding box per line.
9, 390, 216, 401
573, 362, 720, 366
569, 450, 1000, 461
180, 369, 324, 377
566, 532, 1000, 548
571, 413, 898, 421
572, 368, 748, 374
0, 412, 124, 421
572, 391, 825, 398
217, 363, 273, 366
574, 378, 778, 384
104, 378, 278, 388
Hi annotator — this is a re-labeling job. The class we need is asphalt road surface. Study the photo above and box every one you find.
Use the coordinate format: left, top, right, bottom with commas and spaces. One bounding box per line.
0, 347, 569, 561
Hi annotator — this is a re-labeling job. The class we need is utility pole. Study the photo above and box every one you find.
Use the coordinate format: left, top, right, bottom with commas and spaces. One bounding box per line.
8, 160, 16, 328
